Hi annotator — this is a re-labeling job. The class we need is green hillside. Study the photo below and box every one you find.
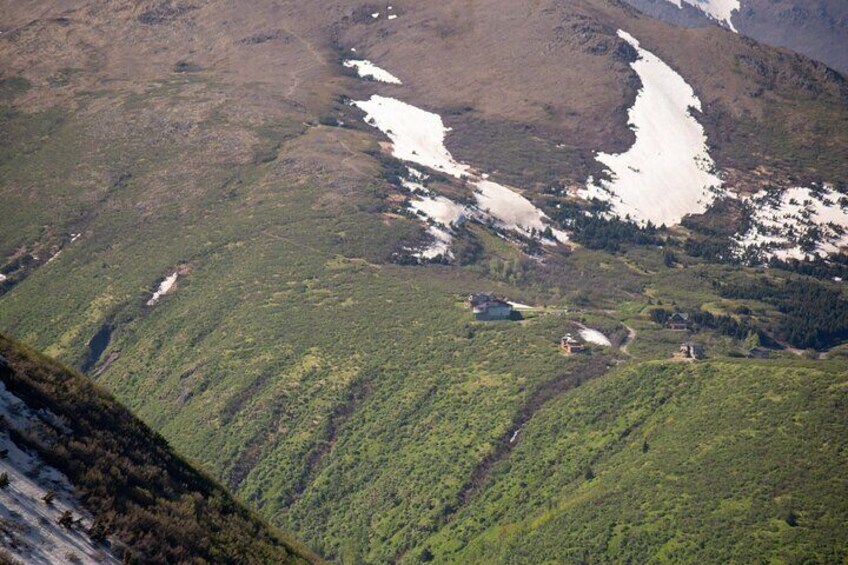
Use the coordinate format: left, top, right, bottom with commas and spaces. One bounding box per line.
2, 1, 848, 563
0, 335, 320, 564
418, 360, 848, 563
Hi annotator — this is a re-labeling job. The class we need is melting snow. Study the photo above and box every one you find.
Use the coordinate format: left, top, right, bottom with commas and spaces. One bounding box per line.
735, 186, 848, 261
403, 171, 470, 260
579, 328, 612, 347
352, 95, 567, 243
343, 59, 403, 85
665, 0, 739, 31
0, 382, 117, 564
509, 426, 523, 443
581, 30, 723, 227
354, 96, 470, 178
476, 180, 568, 240
146, 272, 178, 306
387, 14, 398, 20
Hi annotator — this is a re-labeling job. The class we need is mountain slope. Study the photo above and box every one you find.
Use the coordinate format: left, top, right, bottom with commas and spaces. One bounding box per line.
418, 360, 848, 563
0, 335, 320, 564
622, 0, 848, 73
1, 0, 847, 563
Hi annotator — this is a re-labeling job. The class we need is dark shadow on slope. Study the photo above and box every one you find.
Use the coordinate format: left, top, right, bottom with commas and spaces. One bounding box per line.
80, 324, 113, 374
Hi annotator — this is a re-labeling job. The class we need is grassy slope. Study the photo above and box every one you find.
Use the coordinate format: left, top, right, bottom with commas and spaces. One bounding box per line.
1, 1, 847, 563
0, 334, 320, 564
418, 360, 848, 564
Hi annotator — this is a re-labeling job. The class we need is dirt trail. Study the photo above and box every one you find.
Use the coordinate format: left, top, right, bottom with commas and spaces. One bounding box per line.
620, 325, 637, 355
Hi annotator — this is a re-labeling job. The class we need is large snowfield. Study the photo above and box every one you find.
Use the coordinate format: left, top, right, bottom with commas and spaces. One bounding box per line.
581, 30, 724, 227
0, 382, 117, 564
353, 96, 471, 179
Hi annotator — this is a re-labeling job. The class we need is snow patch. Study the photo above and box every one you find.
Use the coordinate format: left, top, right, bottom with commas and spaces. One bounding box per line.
665, 0, 739, 31
581, 30, 723, 227
734, 186, 848, 261
146, 272, 178, 306
353, 96, 470, 178
475, 180, 568, 241
343, 59, 402, 85
579, 328, 612, 347
403, 171, 470, 260
0, 382, 117, 564
352, 95, 567, 244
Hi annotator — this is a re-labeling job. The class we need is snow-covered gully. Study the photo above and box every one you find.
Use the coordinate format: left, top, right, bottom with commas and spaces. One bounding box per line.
663, 0, 739, 31
581, 30, 724, 227
343, 59, 402, 85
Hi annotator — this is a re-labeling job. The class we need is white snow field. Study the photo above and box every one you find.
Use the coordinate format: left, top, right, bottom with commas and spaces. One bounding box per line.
735, 186, 848, 260
146, 272, 178, 306
664, 0, 739, 30
353, 96, 470, 178
343, 59, 402, 85
579, 328, 613, 347
353, 95, 567, 243
475, 180, 569, 242
581, 30, 723, 227
0, 382, 117, 564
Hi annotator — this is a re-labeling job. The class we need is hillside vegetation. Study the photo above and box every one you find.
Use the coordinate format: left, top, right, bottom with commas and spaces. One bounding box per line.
0, 335, 320, 564
419, 360, 848, 563
1, 1, 847, 563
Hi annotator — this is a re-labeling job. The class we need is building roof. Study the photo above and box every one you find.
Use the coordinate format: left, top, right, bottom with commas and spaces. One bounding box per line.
468, 293, 512, 311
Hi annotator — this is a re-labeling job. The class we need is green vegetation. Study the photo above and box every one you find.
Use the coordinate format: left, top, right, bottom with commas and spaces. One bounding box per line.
0, 335, 319, 564
719, 277, 848, 349
548, 198, 665, 252
2, 5, 848, 563
416, 360, 848, 563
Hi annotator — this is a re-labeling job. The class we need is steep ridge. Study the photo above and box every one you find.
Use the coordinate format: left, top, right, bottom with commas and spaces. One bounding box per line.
0, 335, 320, 564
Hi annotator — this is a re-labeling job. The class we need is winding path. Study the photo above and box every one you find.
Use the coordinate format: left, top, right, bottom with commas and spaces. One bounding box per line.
620, 325, 637, 355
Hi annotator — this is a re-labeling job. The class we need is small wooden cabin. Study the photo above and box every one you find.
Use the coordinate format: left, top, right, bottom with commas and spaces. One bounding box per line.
561, 334, 586, 355
666, 312, 690, 331
467, 293, 514, 321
